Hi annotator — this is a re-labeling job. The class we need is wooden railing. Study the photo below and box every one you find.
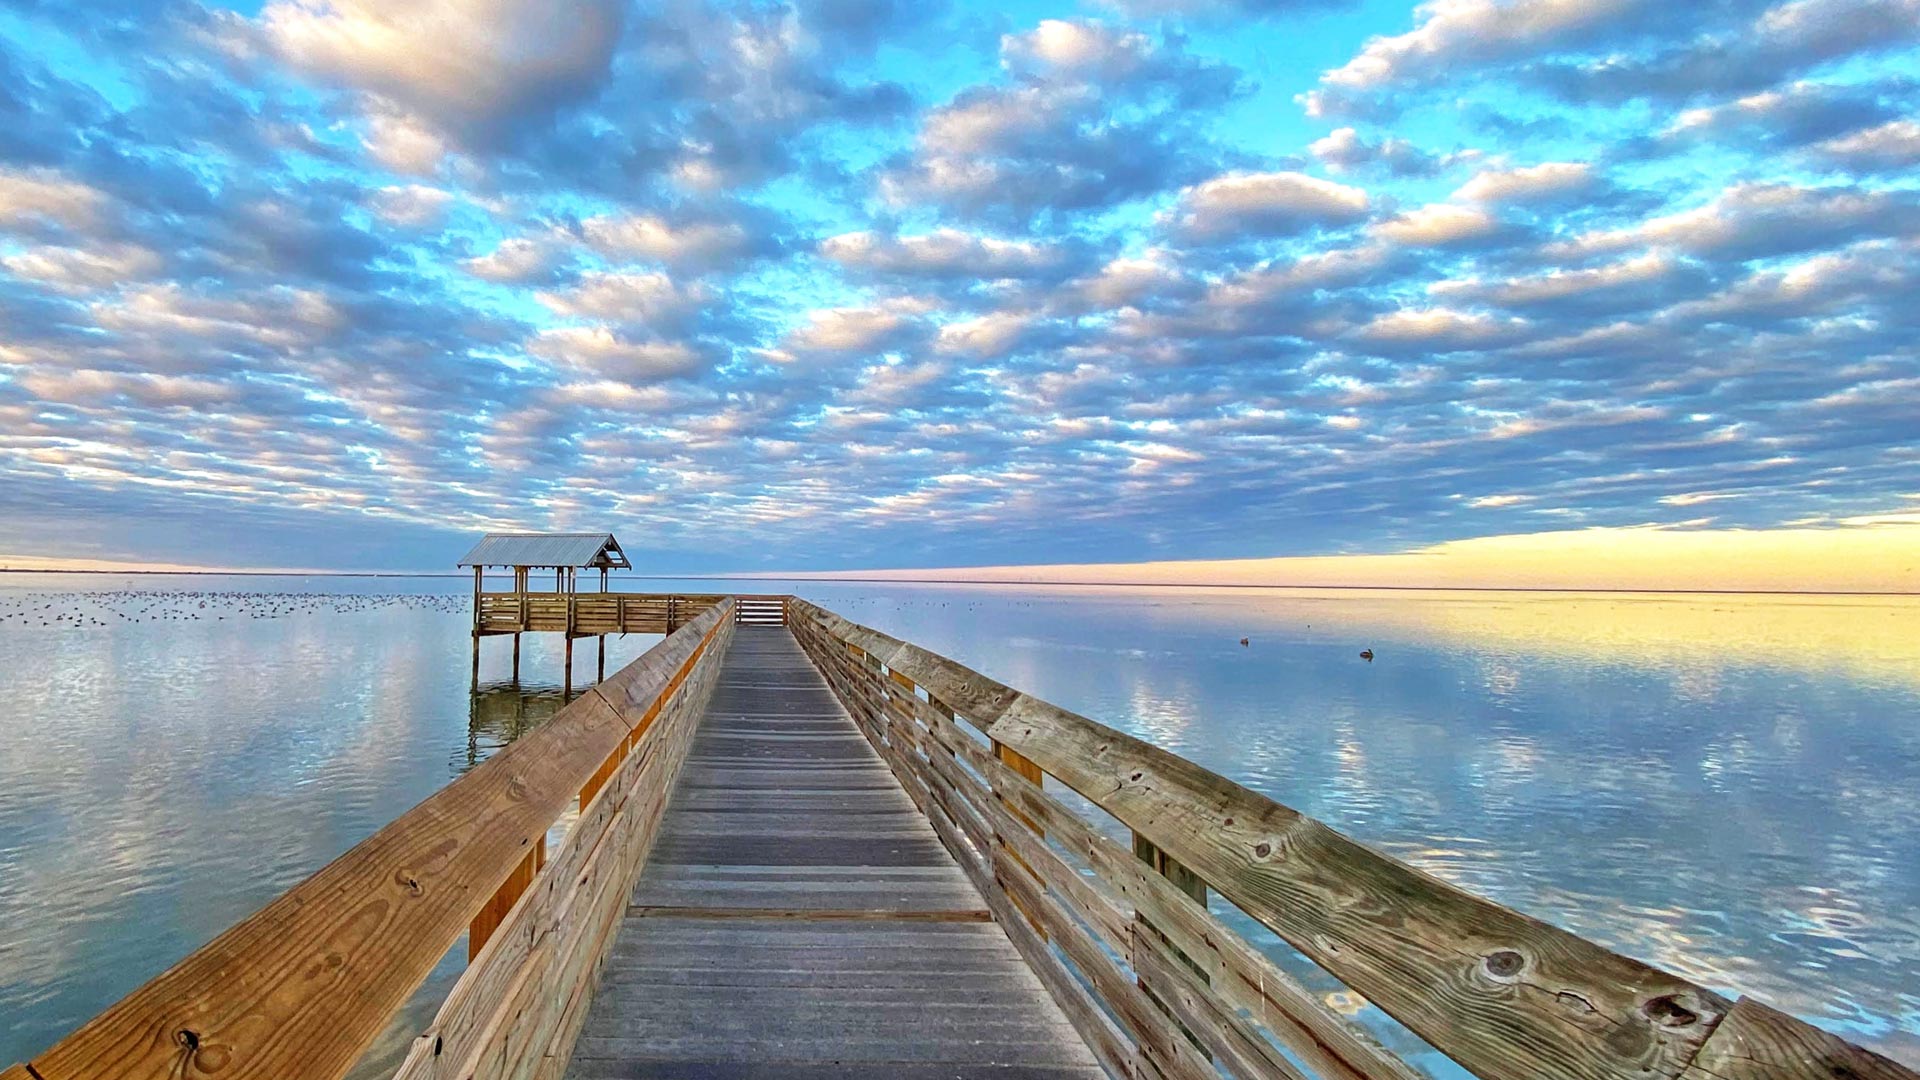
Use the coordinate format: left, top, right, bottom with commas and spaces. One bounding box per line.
785, 596, 1915, 1080
6, 600, 735, 1080
476, 592, 728, 635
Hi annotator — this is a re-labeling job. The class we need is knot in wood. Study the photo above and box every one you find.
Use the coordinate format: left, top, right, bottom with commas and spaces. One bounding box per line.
1128, 771, 1144, 783
1252, 841, 1273, 859
176, 1028, 200, 1054
1643, 994, 1700, 1027
1483, 949, 1526, 978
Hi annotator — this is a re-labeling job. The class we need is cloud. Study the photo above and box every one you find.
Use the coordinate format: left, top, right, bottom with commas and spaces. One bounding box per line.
261, 0, 625, 144
776, 298, 933, 358
0, 167, 107, 230
464, 235, 569, 284
1372, 202, 1497, 246
1163, 170, 1370, 241
1452, 162, 1593, 204
527, 326, 705, 382
1538, 0, 1920, 104
360, 108, 454, 174
1355, 306, 1526, 349
2, 244, 163, 294
1554, 182, 1920, 261
879, 19, 1241, 224
536, 271, 712, 332
580, 210, 777, 273
15, 369, 246, 409
1304, 0, 1661, 115
1097, 0, 1352, 15
368, 184, 453, 227
821, 229, 1078, 281
1431, 251, 1692, 314
1309, 126, 1450, 176
1815, 119, 1920, 171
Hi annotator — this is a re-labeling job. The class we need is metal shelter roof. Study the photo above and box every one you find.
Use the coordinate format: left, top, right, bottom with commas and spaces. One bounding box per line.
458, 532, 631, 569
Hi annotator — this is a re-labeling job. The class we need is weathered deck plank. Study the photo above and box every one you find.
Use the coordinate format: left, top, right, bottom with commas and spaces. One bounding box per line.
563, 626, 1106, 1080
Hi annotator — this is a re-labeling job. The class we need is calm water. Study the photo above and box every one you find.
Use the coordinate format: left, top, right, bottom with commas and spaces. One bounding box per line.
1, 575, 1916, 1071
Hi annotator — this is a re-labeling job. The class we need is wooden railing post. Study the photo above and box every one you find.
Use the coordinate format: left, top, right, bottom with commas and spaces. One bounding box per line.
469, 835, 545, 961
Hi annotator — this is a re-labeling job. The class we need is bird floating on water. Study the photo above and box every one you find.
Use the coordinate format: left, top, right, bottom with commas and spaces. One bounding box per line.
1239, 637, 1249, 646
1359, 649, 1374, 662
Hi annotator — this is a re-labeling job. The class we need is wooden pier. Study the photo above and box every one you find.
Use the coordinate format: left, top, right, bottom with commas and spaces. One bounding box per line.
10, 595, 1916, 1080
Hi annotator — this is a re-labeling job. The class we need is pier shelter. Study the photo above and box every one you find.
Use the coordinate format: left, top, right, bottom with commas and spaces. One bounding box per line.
459, 531, 647, 692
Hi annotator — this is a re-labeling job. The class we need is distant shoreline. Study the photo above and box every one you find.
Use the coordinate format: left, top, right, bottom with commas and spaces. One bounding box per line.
1, 567, 1913, 597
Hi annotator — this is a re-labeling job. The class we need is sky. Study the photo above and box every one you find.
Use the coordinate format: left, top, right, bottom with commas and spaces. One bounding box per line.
0, 0, 1916, 581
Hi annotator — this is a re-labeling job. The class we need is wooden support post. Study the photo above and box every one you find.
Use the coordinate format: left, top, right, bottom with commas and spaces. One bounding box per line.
1134, 829, 1211, 1058
564, 636, 573, 698
1133, 833, 1206, 906
597, 635, 606, 682
511, 633, 521, 682
468, 835, 545, 962
990, 738, 1049, 938
470, 566, 483, 686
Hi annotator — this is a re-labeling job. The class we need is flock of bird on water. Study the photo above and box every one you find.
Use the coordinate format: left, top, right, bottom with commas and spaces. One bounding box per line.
0, 591, 466, 628
0, 589, 1381, 660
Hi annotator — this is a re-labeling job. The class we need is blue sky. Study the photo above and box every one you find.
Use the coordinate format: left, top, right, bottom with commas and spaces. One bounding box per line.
0, 0, 1916, 573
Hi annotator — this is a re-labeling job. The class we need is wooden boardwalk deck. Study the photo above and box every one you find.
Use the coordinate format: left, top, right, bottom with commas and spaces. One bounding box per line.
563, 625, 1105, 1080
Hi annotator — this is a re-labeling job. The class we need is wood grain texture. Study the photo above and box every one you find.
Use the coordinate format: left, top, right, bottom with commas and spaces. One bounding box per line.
1677, 999, 1917, 1080
23, 604, 732, 1080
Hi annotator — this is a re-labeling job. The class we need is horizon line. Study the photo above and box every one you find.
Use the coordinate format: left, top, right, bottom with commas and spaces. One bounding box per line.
2, 567, 1914, 598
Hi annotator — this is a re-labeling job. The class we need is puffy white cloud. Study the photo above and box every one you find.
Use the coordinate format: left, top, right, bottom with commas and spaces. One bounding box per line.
1432, 252, 1682, 308
1309, 126, 1449, 176
1003, 20, 1157, 79
779, 299, 934, 357
580, 213, 763, 272
361, 110, 452, 174
1452, 162, 1593, 204
464, 236, 566, 284
1304, 0, 1655, 111
1163, 171, 1370, 240
528, 326, 704, 382
261, 0, 623, 139
0, 168, 108, 229
936, 310, 1040, 358
821, 230, 1073, 280
1, 244, 163, 294
1357, 307, 1526, 348
1372, 202, 1497, 246
368, 184, 453, 227
1554, 182, 1918, 260
536, 271, 711, 330
1815, 120, 1920, 171
880, 20, 1238, 224
15, 370, 244, 410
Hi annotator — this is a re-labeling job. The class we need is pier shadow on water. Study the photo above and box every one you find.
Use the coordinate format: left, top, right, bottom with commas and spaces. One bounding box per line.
459, 679, 580, 775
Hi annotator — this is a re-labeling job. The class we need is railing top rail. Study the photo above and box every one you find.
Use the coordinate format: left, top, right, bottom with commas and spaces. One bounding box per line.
12, 600, 734, 1080
785, 596, 1914, 1080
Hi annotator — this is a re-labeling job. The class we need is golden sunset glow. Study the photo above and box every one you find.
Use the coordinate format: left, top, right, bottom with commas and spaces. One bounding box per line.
798, 521, 1920, 594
